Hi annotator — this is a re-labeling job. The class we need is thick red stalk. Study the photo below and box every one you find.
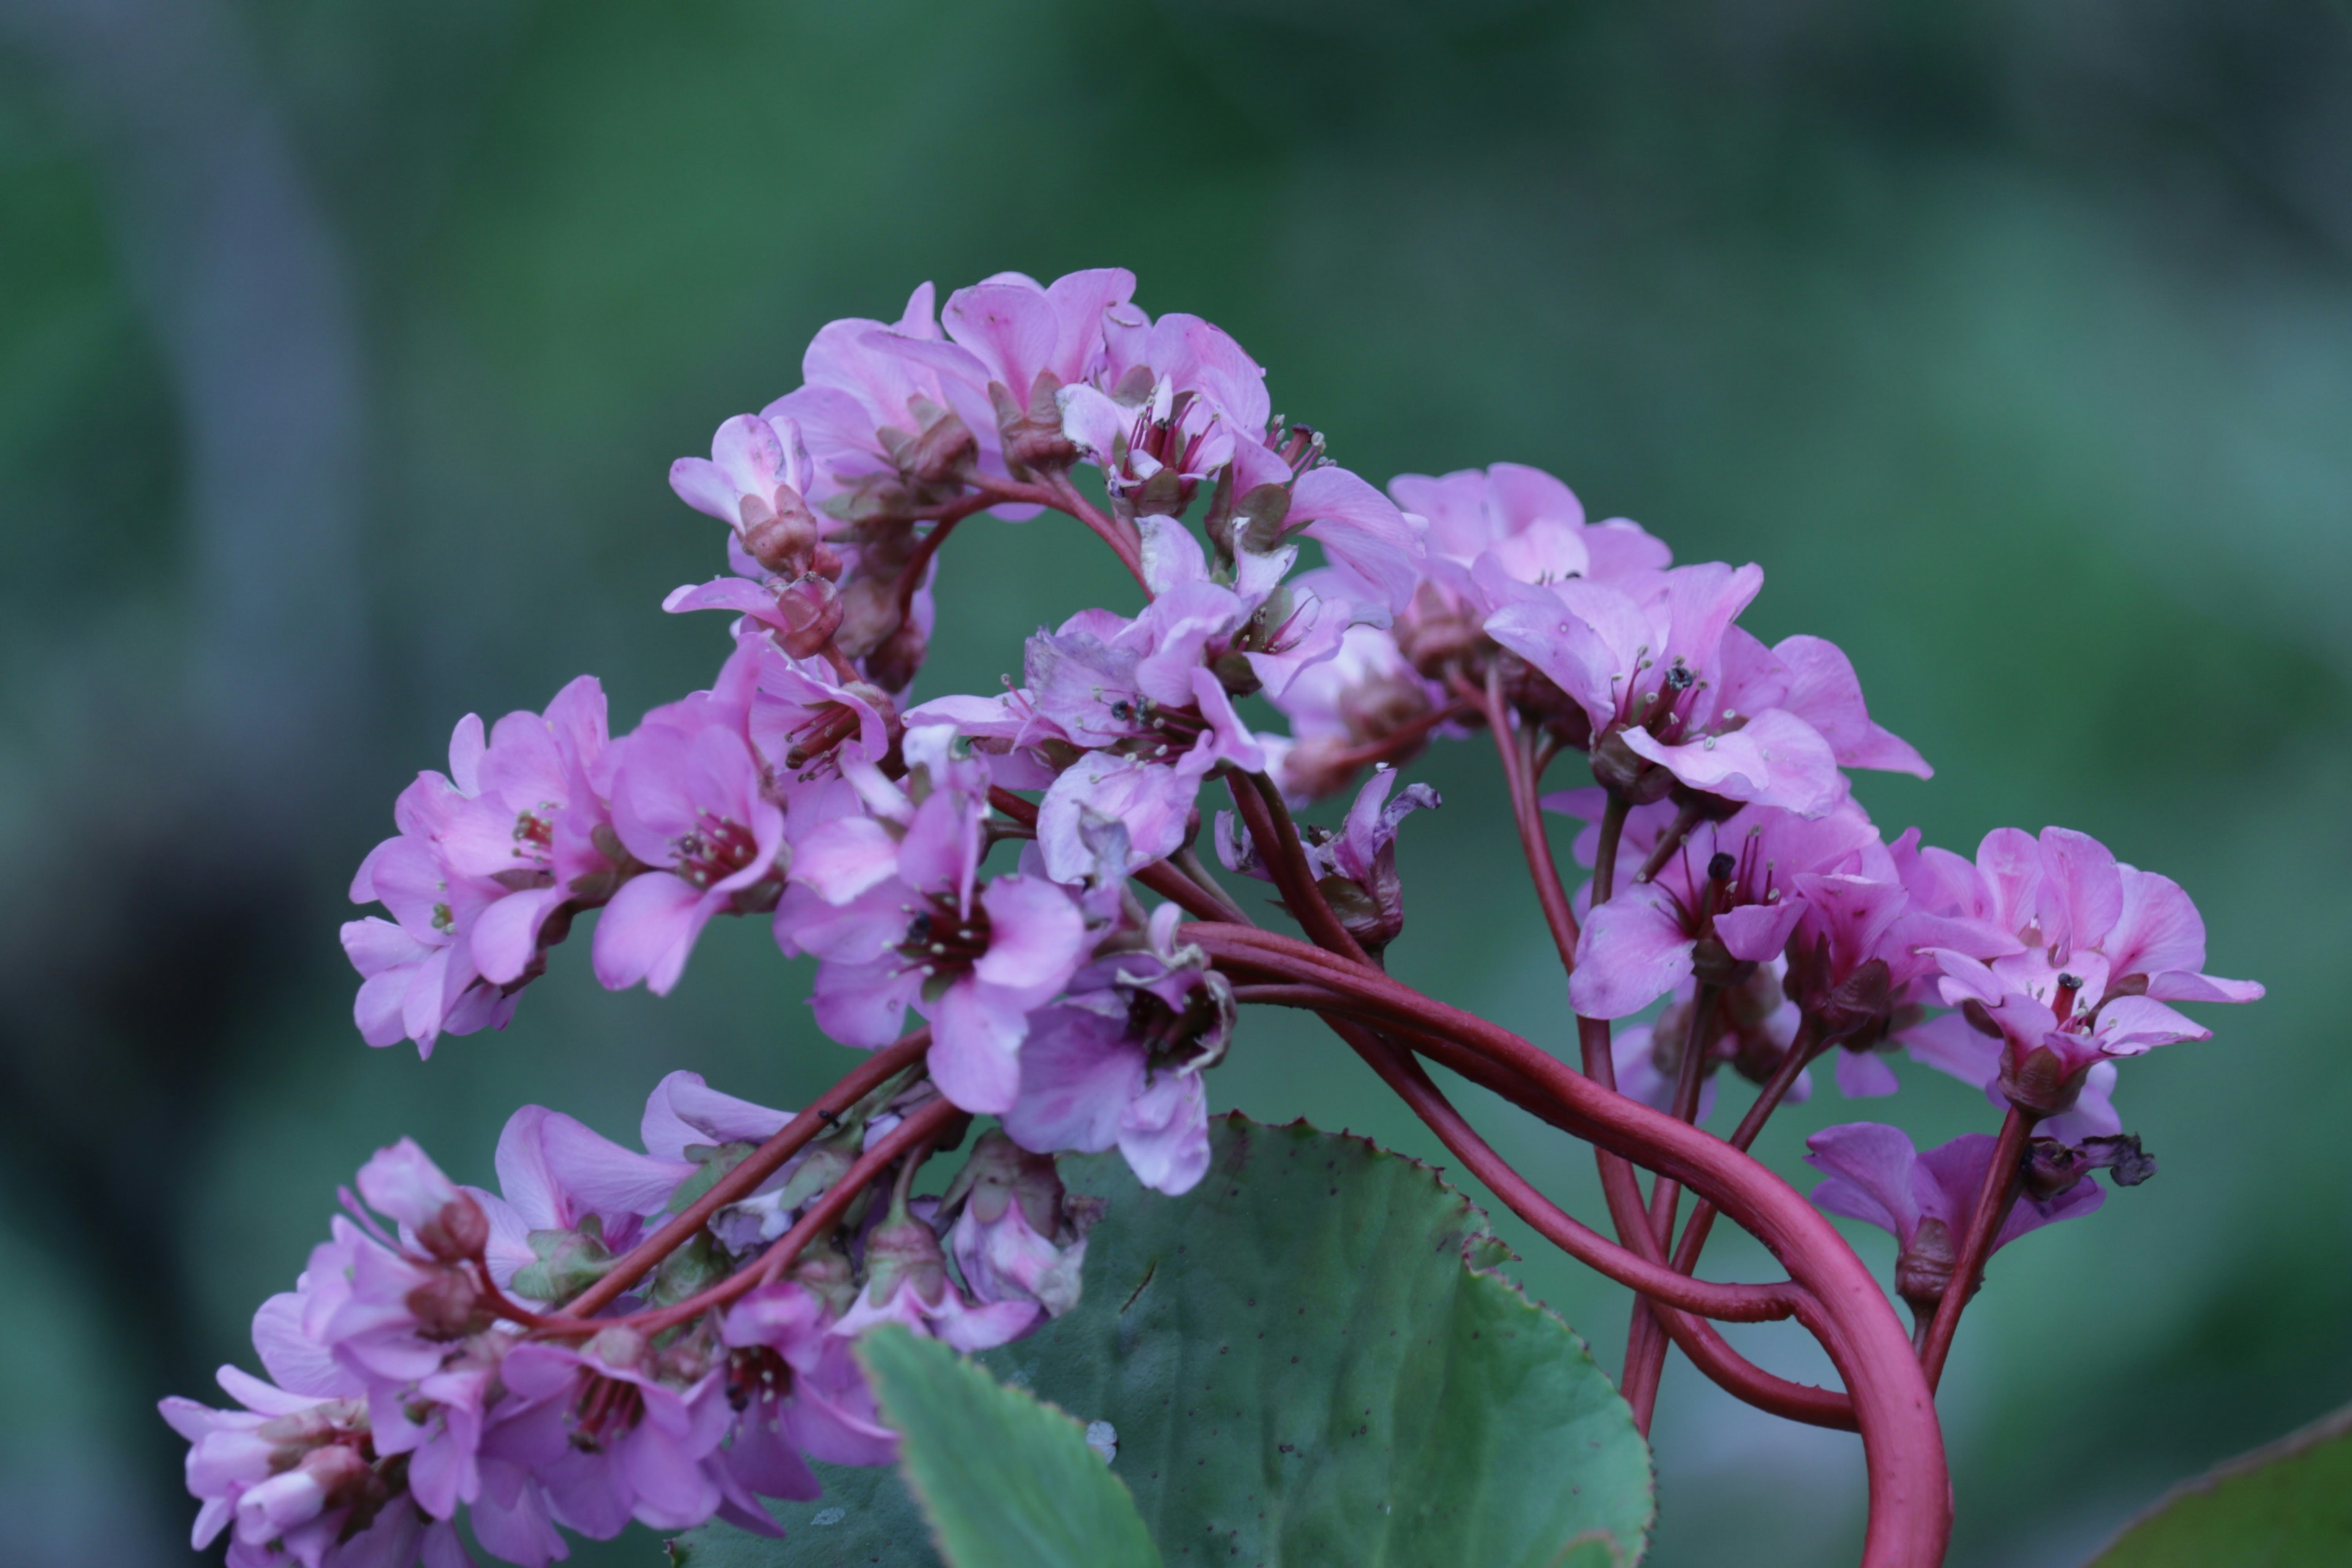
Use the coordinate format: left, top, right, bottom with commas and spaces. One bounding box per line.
1240, 989, 1798, 1322
1231, 980, 1864, 1430
556, 1030, 933, 1319
1191, 922, 1951, 1566
1917, 1104, 2035, 1390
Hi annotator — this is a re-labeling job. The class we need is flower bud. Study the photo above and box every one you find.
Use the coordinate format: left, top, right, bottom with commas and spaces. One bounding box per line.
908, 409, 976, 484
1998, 1044, 2086, 1119
1591, 731, 1672, 804
404, 1265, 490, 1339
864, 617, 928, 695
861, 1211, 951, 1310
1894, 1217, 1956, 1316
415, 1190, 490, 1264
741, 488, 821, 575
772, 574, 845, 659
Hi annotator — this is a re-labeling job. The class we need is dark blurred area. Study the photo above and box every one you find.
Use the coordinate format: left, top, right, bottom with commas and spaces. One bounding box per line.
0, 2, 2345, 1564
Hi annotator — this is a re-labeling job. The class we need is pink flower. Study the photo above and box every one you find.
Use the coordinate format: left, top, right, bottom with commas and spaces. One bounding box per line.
762, 281, 975, 507
669, 412, 823, 575
1804, 1122, 2105, 1316
1264, 622, 1449, 801
1217, 769, 1439, 953
1569, 799, 1889, 1019
776, 729, 1091, 1112
721, 1284, 898, 1473
160, 1284, 507, 1568
939, 1132, 1093, 1318
593, 688, 786, 997
828, 1209, 1039, 1353
344, 678, 617, 1055
999, 905, 1230, 1195
469, 1103, 693, 1304
487, 1327, 731, 1539
1897, 826, 2260, 1117
1399, 462, 1671, 589
1487, 562, 1926, 813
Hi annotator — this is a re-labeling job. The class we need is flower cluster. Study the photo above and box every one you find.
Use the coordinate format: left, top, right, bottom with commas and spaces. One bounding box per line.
170, 268, 2264, 1561
164, 1072, 1090, 1567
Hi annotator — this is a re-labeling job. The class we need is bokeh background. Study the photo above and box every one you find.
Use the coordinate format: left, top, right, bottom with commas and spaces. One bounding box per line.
2, 1, 2346, 1563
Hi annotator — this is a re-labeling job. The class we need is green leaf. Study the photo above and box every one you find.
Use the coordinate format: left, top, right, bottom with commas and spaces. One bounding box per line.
669, 1114, 1653, 1566
2087, 1403, 2352, 1566
853, 1325, 1161, 1568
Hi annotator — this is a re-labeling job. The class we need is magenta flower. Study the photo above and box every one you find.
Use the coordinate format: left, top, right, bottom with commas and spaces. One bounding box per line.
1570, 799, 1890, 1019
593, 689, 786, 997
669, 411, 823, 574
343, 678, 618, 1056
467, 1102, 696, 1302
1059, 304, 1266, 505
999, 905, 1230, 1195
827, 1208, 1040, 1353
1487, 562, 1927, 813
761, 281, 973, 505
721, 1284, 898, 1474
1804, 1122, 2105, 1316
487, 1327, 731, 1538
160, 1368, 473, 1568
1897, 826, 2260, 1117
1390, 462, 1672, 630
776, 729, 1090, 1112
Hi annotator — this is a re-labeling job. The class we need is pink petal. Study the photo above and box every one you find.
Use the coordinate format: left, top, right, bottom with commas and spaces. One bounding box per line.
791, 816, 905, 905
1569, 882, 1695, 1019
592, 872, 715, 995
669, 457, 741, 524
1714, 899, 1806, 963
1834, 1050, 1902, 1098
973, 876, 1086, 993
922, 981, 1031, 1114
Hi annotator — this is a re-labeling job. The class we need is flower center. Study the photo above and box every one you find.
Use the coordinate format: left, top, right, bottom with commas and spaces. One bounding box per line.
671, 814, 760, 888
899, 892, 991, 978
570, 1374, 647, 1451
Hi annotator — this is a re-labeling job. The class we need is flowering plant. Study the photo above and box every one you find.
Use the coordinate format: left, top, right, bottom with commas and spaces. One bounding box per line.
167, 269, 2264, 1567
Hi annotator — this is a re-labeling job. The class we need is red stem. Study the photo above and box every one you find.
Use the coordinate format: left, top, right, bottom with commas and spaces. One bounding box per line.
556, 1030, 933, 1319
1469, 665, 1581, 966
1193, 922, 1951, 1566
581, 1095, 963, 1339
1620, 984, 1721, 1426
1917, 1104, 2035, 1390
1229, 977, 1863, 1430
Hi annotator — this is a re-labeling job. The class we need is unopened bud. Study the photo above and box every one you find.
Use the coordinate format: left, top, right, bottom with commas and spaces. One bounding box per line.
908, 410, 976, 484
404, 1265, 489, 1339
742, 489, 821, 575
864, 617, 928, 695
1894, 1218, 1956, 1316
772, 574, 845, 659
1592, 731, 1672, 804
416, 1191, 489, 1263
1998, 1045, 2086, 1118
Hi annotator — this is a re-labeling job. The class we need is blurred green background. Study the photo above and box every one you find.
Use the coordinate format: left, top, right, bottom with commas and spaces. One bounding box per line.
1, 1, 2344, 1564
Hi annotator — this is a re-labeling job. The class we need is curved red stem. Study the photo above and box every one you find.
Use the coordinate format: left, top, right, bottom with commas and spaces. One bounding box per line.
1194, 922, 1951, 1566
